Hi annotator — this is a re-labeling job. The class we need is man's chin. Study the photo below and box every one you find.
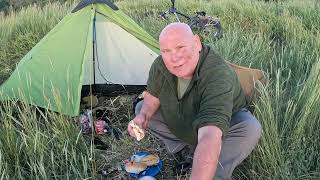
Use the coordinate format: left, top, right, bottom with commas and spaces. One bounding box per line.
169, 70, 190, 79
168, 70, 181, 77
176, 74, 191, 79
173, 72, 183, 78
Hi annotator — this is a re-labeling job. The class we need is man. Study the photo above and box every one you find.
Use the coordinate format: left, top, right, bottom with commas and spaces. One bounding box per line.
127, 22, 261, 180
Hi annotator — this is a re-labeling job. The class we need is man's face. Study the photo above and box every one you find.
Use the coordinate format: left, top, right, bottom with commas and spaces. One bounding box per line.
159, 32, 201, 79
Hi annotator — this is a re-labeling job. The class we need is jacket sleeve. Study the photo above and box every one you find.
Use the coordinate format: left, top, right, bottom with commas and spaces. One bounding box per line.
146, 56, 162, 98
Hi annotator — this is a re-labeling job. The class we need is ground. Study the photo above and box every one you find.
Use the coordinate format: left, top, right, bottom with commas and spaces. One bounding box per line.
80, 94, 190, 180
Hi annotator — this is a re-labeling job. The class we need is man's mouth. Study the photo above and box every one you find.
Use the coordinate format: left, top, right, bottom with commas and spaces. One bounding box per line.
174, 64, 184, 69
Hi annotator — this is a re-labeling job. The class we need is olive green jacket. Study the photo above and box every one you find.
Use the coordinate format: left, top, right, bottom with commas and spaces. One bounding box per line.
147, 45, 246, 145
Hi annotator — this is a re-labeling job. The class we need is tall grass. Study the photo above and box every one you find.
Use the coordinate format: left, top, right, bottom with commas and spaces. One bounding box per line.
0, 101, 94, 179
1, 0, 320, 179
0, 1, 95, 179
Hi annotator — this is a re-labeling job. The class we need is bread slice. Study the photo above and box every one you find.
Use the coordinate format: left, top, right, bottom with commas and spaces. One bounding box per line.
139, 154, 160, 166
124, 161, 147, 174
129, 120, 145, 141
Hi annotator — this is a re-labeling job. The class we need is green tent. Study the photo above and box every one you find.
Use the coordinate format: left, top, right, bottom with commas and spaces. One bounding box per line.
0, 0, 160, 116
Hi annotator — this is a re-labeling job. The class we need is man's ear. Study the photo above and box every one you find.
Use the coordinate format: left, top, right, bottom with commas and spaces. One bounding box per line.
194, 34, 202, 52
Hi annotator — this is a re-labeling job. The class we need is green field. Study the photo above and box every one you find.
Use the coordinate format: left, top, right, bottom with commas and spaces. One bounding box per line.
0, 0, 320, 179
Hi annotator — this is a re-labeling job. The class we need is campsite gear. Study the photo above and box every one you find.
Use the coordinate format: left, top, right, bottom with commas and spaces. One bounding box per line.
80, 109, 93, 134
95, 109, 122, 140
104, 125, 122, 140
132, 91, 146, 112
109, 126, 122, 140
226, 62, 268, 106
95, 109, 112, 125
138, 176, 157, 180
159, 0, 223, 40
82, 95, 99, 107
96, 109, 107, 120
0, 0, 159, 116
126, 152, 163, 178
129, 120, 145, 141
95, 119, 107, 134
93, 137, 109, 150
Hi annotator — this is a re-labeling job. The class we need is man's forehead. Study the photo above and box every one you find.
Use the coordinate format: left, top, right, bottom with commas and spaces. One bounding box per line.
159, 35, 193, 50
159, 23, 194, 41
160, 36, 190, 45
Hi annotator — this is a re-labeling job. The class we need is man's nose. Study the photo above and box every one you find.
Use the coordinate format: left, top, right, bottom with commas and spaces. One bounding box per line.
171, 50, 182, 62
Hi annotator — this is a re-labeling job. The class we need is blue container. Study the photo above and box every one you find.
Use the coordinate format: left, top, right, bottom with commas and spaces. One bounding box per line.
128, 152, 163, 178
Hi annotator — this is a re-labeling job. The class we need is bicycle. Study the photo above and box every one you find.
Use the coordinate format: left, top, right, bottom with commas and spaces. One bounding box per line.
159, 0, 223, 41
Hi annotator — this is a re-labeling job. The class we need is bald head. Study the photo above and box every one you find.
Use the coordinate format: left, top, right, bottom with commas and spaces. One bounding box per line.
159, 23, 194, 43
158, 23, 202, 79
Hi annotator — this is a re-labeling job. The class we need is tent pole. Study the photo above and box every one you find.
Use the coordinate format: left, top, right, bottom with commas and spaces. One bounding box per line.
92, 11, 97, 92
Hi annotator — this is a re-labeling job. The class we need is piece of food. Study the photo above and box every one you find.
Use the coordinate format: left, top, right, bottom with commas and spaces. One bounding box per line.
139, 154, 160, 166
124, 161, 147, 174
124, 153, 161, 175
129, 120, 145, 141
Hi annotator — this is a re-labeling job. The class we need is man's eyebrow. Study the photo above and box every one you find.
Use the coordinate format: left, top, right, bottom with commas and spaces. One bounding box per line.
161, 48, 170, 51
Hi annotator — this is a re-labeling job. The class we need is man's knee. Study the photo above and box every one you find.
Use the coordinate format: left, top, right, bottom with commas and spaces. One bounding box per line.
216, 116, 262, 179
244, 117, 262, 143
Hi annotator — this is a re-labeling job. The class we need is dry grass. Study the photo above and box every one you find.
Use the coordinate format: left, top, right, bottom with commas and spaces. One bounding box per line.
80, 95, 189, 179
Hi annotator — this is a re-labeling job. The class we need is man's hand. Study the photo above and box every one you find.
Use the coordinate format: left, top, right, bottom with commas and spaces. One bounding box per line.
189, 125, 222, 180
127, 91, 160, 141
127, 114, 148, 140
